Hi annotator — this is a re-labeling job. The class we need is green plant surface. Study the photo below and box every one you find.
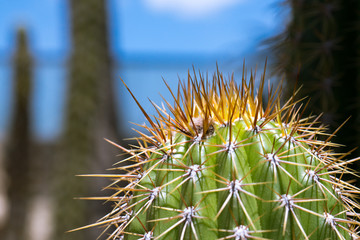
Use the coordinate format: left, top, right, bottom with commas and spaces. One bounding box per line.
73, 66, 360, 239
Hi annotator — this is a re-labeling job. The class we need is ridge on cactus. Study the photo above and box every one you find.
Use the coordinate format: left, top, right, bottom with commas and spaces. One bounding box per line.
71, 64, 360, 239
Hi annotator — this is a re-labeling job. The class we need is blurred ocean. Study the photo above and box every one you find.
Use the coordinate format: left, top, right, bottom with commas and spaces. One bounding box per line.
0, 51, 270, 141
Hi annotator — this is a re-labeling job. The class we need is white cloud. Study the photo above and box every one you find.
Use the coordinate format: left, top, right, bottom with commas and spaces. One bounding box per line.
143, 0, 244, 18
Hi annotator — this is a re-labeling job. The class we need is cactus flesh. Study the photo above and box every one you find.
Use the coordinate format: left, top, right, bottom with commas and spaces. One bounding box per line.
75, 67, 360, 239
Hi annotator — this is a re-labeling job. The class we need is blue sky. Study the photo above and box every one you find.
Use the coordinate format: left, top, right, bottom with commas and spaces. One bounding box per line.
112, 0, 283, 55
0, 0, 286, 56
0, 0, 288, 141
0, 0, 70, 57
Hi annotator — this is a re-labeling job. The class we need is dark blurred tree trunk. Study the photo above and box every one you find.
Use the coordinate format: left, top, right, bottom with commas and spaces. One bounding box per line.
0, 28, 33, 240
269, 0, 360, 163
53, 0, 121, 239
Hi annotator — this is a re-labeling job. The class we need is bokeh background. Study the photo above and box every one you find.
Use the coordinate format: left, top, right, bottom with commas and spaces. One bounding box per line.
0, 0, 359, 239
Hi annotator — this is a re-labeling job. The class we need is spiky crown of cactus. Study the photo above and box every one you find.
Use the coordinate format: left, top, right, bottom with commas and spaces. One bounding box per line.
73, 65, 360, 239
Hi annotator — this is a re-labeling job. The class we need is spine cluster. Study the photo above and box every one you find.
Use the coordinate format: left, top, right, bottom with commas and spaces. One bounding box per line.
73, 67, 360, 239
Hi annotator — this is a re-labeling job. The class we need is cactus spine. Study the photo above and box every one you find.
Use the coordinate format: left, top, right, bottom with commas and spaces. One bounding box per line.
76, 67, 360, 239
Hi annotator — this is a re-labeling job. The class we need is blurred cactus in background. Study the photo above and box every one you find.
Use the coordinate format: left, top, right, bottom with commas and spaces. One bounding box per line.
269, 0, 360, 162
53, 0, 121, 239
0, 28, 33, 240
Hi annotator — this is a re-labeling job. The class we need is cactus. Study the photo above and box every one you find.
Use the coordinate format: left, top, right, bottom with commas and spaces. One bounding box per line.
75, 66, 360, 239
54, 0, 120, 239
269, 0, 360, 160
1, 28, 33, 240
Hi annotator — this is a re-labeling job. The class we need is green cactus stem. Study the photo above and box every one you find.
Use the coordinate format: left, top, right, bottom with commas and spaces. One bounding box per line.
73, 65, 360, 239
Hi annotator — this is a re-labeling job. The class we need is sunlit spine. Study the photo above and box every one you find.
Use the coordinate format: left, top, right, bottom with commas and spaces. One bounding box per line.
74, 65, 360, 239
